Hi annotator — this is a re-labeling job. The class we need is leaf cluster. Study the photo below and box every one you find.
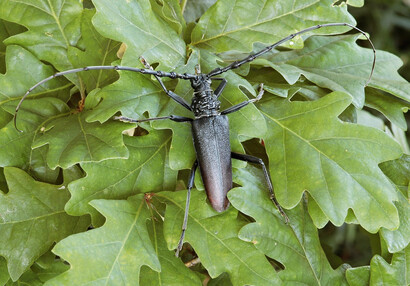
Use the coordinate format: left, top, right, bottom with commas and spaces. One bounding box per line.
0, 0, 409, 285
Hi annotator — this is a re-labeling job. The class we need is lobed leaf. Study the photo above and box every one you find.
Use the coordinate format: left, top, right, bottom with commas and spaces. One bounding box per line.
253, 34, 375, 108
191, 0, 355, 52
0, 45, 70, 106
259, 92, 402, 232
140, 213, 202, 285
32, 111, 132, 169
365, 88, 409, 131
229, 166, 350, 285
346, 248, 410, 286
67, 9, 121, 93
0, 0, 83, 72
254, 34, 410, 109
91, 0, 186, 69
0, 97, 69, 183
150, 0, 186, 35
0, 20, 25, 74
66, 131, 177, 225
368, 248, 409, 286
159, 190, 281, 286
85, 71, 164, 124
45, 196, 160, 286
0, 167, 89, 281
379, 155, 410, 253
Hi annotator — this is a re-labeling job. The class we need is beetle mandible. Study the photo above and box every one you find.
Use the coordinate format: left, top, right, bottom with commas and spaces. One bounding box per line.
14, 22, 376, 256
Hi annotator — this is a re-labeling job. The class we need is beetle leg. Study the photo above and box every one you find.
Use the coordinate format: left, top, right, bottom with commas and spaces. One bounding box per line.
221, 83, 264, 115
114, 114, 192, 123
231, 152, 289, 224
176, 160, 198, 257
140, 56, 192, 111
212, 78, 228, 98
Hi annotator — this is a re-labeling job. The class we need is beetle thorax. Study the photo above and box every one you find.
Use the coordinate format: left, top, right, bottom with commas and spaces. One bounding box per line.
190, 75, 221, 118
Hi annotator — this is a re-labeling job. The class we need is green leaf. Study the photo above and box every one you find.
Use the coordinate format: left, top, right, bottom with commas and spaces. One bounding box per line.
380, 190, 410, 253
369, 248, 409, 285
191, 0, 355, 52
91, 0, 186, 69
247, 68, 331, 100
32, 111, 132, 169
150, 0, 186, 35
0, 97, 69, 183
67, 9, 121, 93
183, 0, 217, 23
85, 71, 164, 123
159, 190, 282, 286
346, 248, 410, 286
0, 45, 70, 182
380, 155, 410, 194
0, 20, 25, 74
66, 131, 177, 225
253, 34, 375, 108
0, 45, 70, 107
0, 167, 89, 281
5, 255, 69, 285
365, 88, 409, 131
0, 0, 83, 71
229, 165, 349, 285
140, 212, 202, 285
259, 92, 402, 232
379, 155, 410, 253
5, 269, 43, 286
45, 196, 161, 286
345, 266, 370, 286
0, 257, 9, 285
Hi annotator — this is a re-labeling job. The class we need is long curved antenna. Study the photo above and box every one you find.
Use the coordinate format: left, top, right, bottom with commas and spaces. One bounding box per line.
207, 23, 376, 85
13, 65, 197, 132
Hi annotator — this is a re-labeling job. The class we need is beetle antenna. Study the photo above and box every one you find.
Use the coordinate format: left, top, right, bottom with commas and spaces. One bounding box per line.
13, 65, 197, 132
207, 23, 376, 86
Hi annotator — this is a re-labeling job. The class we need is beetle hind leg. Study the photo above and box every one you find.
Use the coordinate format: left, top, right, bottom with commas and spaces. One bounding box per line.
176, 160, 198, 257
231, 152, 289, 224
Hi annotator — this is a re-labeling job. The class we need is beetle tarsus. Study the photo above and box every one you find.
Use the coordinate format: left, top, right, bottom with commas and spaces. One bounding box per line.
270, 194, 290, 224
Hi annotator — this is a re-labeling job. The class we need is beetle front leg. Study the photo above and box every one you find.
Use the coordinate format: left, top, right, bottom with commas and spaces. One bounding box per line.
231, 152, 289, 224
221, 83, 264, 115
176, 160, 198, 257
139, 56, 192, 111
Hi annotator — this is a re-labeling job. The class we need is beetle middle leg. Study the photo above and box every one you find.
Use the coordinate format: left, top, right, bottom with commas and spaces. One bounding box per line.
221, 83, 264, 115
176, 160, 198, 257
231, 152, 289, 224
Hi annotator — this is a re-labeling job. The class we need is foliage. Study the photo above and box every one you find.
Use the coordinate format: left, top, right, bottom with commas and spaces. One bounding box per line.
0, 0, 409, 285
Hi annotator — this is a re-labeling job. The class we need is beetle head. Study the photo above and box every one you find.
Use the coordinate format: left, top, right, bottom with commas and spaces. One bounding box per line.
190, 74, 211, 93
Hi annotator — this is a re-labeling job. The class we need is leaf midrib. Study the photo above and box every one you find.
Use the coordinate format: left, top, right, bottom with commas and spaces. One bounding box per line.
104, 199, 145, 286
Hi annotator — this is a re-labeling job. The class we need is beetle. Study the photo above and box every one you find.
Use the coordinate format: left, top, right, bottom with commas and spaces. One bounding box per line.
14, 22, 376, 256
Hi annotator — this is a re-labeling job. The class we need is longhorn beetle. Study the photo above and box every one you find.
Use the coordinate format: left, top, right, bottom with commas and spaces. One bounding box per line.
14, 23, 376, 256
